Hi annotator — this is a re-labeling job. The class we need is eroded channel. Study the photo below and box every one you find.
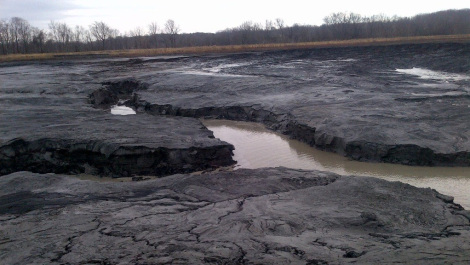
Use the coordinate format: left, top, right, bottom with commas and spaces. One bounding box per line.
203, 119, 470, 209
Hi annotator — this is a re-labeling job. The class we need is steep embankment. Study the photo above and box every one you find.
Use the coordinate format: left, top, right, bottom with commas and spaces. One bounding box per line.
0, 79, 235, 177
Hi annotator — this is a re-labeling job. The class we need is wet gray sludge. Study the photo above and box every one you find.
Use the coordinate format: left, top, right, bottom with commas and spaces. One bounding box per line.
128, 44, 470, 166
1, 43, 470, 263
0, 169, 469, 264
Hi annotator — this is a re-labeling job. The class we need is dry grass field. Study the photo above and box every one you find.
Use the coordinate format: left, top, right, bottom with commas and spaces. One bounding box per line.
1, 34, 469, 62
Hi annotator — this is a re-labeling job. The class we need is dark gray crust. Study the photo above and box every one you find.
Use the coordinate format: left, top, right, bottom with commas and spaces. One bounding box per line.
0, 168, 469, 264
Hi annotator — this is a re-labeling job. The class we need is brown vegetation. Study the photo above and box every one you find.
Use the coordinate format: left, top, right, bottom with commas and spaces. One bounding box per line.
1, 34, 469, 62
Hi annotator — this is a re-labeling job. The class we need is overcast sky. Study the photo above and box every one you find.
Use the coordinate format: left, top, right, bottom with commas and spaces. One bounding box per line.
1, 0, 468, 34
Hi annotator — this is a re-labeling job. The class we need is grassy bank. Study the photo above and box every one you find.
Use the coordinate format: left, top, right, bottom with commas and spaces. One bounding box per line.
1, 34, 469, 62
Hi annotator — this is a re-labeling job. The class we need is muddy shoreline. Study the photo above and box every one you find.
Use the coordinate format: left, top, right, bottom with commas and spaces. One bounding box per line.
203, 119, 470, 209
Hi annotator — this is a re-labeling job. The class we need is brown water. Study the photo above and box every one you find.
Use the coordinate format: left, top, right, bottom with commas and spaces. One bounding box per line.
203, 119, 470, 209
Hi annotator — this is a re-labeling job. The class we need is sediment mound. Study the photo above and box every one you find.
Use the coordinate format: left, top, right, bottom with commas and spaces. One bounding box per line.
1, 168, 469, 264
0, 110, 234, 177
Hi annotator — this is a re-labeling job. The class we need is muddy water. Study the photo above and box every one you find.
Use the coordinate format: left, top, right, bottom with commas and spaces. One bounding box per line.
203, 119, 470, 209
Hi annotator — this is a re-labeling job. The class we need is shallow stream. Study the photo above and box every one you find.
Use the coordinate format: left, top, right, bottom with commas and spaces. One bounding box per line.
203, 119, 470, 209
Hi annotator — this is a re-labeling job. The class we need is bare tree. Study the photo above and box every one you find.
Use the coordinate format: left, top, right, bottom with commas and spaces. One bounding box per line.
130, 27, 144, 48
84, 29, 93, 45
370, 13, 391, 22
48, 21, 60, 43
90, 21, 113, 50
32, 28, 46, 53
237, 21, 262, 44
324, 12, 346, 25
0, 20, 10, 54
275, 18, 285, 41
61, 24, 71, 43
264, 20, 275, 43
49, 21, 72, 51
275, 18, 285, 29
265, 20, 275, 31
148, 22, 159, 35
49, 21, 70, 44
148, 22, 159, 48
72, 26, 85, 51
9, 17, 24, 53
58, 23, 72, 49
5, 17, 33, 53
239, 21, 253, 31
164, 19, 180, 47
348, 13, 363, 24
110, 29, 119, 38
16, 19, 31, 53
1, 9, 470, 56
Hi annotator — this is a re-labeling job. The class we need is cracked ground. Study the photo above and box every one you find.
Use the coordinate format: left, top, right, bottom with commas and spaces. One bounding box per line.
1, 168, 469, 264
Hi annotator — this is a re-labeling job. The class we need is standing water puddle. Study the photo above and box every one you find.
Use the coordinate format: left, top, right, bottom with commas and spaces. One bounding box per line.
203, 119, 470, 209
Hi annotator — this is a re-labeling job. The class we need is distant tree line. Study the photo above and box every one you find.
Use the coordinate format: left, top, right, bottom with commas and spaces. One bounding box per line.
0, 9, 469, 55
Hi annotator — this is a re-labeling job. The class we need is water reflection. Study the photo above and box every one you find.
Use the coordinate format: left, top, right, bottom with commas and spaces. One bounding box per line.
203, 119, 470, 209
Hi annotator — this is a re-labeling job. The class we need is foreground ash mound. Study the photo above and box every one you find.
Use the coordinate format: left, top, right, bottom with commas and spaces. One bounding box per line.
1, 168, 469, 264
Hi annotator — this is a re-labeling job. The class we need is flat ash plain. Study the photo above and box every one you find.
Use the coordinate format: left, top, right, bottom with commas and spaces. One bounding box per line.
0, 43, 470, 264
130, 43, 470, 166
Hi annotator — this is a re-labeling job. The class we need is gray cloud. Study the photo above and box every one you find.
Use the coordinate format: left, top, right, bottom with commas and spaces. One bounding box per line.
0, 0, 85, 28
